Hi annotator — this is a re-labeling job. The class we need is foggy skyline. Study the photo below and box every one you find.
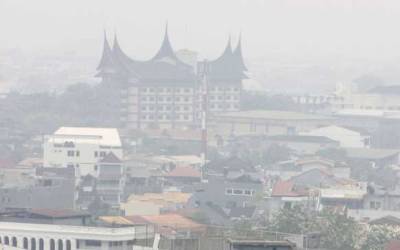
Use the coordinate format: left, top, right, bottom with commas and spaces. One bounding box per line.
2, 0, 400, 62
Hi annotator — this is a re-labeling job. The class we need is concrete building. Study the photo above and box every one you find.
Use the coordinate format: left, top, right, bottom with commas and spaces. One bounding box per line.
96, 152, 125, 209
0, 221, 153, 250
301, 125, 371, 148
212, 110, 333, 137
96, 27, 247, 129
43, 127, 122, 177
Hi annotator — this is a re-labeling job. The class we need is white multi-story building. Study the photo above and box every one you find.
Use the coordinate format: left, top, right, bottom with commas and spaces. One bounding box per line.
0, 222, 154, 250
43, 127, 123, 177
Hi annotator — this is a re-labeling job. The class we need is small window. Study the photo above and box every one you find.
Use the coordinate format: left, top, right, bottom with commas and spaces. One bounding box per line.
94, 151, 98, 157
76, 151, 80, 157
67, 150, 75, 157
233, 189, 243, 195
226, 189, 233, 195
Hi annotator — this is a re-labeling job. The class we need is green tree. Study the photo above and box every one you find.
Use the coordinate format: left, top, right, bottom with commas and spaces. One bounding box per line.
361, 225, 400, 250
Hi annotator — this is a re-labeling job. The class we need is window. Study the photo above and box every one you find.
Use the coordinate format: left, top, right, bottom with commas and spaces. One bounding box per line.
175, 97, 181, 102
244, 190, 252, 196
76, 150, 80, 157
94, 151, 98, 157
85, 240, 101, 247
184, 115, 189, 120
12, 237, 17, 247
58, 239, 63, 250
370, 201, 381, 210
184, 106, 189, 111
184, 88, 190, 93
233, 189, 243, 195
226, 189, 233, 195
31, 238, 36, 250
141, 96, 147, 101
149, 97, 155, 101
100, 151, 106, 157
158, 97, 164, 102
184, 97, 190, 102
39, 239, 44, 250
50, 240, 55, 250
149, 88, 155, 93
24, 238, 28, 249
67, 150, 75, 157
141, 106, 147, 111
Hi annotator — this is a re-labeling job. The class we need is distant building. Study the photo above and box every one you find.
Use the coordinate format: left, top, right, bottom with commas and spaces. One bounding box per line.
0, 221, 153, 250
96, 26, 247, 129
212, 110, 333, 137
43, 127, 123, 177
301, 125, 371, 148
226, 239, 296, 250
96, 152, 125, 209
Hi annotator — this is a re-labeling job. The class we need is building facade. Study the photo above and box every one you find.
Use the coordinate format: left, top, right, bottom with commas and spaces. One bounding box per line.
96, 26, 247, 129
43, 127, 123, 177
0, 222, 153, 250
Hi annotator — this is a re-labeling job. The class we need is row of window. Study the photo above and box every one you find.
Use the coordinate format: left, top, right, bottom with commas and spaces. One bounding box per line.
140, 95, 239, 102
66, 150, 107, 158
139, 86, 240, 93
141, 114, 191, 121
141, 96, 192, 102
0, 236, 72, 250
141, 105, 192, 112
225, 188, 255, 196
140, 87, 193, 93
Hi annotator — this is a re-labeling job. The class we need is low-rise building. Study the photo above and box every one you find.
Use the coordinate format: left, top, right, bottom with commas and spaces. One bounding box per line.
0, 221, 153, 250
43, 127, 123, 178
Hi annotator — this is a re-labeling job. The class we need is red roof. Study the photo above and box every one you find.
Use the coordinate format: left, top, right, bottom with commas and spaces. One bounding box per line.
271, 180, 308, 197
385, 240, 400, 250
165, 166, 201, 178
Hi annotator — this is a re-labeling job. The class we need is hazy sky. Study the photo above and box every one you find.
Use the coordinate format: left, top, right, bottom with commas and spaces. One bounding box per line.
2, 0, 400, 61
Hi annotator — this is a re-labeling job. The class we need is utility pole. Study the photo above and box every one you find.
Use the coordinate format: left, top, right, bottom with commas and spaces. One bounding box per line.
200, 60, 209, 182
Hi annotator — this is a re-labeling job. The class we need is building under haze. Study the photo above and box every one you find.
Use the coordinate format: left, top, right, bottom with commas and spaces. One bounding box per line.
43, 127, 123, 178
96, 26, 248, 129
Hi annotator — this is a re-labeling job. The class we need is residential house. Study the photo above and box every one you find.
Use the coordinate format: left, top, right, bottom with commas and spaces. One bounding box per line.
344, 148, 400, 167
96, 152, 125, 209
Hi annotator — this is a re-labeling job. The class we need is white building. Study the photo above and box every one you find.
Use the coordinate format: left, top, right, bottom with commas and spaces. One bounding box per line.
43, 127, 123, 177
301, 125, 370, 148
0, 222, 154, 250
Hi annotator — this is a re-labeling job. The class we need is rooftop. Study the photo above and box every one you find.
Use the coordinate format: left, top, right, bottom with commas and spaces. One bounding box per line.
0, 222, 143, 241
345, 148, 400, 160
217, 110, 331, 121
125, 192, 192, 205
164, 166, 201, 178
49, 127, 121, 147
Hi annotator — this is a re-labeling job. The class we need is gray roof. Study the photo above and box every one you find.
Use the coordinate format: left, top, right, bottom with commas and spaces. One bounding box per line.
96, 28, 247, 85
345, 148, 400, 160
268, 135, 338, 144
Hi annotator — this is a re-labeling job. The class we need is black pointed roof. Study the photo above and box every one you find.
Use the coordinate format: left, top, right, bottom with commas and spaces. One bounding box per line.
96, 32, 115, 71
233, 34, 248, 71
208, 36, 248, 80
100, 152, 122, 164
152, 23, 176, 61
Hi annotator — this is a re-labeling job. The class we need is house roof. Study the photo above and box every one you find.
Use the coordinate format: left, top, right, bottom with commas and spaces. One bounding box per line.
165, 166, 201, 178
370, 215, 400, 226
51, 127, 121, 147
271, 180, 308, 197
100, 214, 204, 232
345, 148, 400, 160
385, 240, 400, 250
268, 135, 338, 144
29, 209, 90, 219
216, 110, 331, 121
100, 152, 122, 164
125, 192, 191, 205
